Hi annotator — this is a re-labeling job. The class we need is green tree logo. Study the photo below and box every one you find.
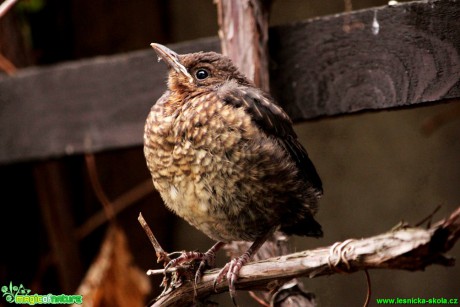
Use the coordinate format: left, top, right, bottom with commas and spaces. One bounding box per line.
1, 282, 31, 303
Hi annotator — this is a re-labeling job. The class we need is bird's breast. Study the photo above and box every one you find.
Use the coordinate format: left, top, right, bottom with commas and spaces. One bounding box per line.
144, 92, 260, 240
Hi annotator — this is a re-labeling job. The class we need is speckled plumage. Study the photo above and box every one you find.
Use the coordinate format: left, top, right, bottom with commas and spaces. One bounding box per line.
144, 46, 323, 244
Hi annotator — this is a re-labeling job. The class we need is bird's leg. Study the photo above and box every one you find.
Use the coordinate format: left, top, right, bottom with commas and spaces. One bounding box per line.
164, 242, 225, 278
194, 241, 226, 283
214, 231, 273, 305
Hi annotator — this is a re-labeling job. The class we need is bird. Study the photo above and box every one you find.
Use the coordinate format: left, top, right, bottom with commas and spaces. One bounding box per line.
144, 43, 323, 303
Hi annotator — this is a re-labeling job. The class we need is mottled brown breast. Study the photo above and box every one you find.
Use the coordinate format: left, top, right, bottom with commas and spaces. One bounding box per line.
144, 84, 320, 242
145, 89, 256, 240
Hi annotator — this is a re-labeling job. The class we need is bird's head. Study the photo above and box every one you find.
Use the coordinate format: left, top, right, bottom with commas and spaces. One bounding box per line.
151, 43, 251, 94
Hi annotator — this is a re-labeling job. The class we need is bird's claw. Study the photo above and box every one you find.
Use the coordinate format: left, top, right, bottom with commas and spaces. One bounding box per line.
163, 248, 220, 286
164, 250, 206, 273
213, 255, 249, 306
194, 251, 217, 284
213, 262, 228, 291
195, 241, 225, 284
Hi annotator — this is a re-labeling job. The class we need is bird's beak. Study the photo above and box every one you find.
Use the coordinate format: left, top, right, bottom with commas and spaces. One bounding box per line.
150, 43, 194, 83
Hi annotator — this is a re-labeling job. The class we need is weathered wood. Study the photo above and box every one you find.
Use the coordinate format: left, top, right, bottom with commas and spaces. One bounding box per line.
269, 0, 460, 120
216, 0, 272, 91
0, 38, 220, 164
0, 0, 459, 164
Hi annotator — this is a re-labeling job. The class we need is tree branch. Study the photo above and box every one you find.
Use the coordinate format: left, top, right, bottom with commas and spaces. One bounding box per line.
151, 206, 460, 306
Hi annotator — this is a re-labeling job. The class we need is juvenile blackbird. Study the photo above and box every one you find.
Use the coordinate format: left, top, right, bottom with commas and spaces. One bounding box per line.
144, 43, 323, 301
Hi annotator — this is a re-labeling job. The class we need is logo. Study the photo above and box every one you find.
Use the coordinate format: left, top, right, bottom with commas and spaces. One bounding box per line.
1, 282, 83, 305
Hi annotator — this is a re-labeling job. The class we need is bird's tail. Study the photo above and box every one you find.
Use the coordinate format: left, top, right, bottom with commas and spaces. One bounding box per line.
281, 215, 323, 238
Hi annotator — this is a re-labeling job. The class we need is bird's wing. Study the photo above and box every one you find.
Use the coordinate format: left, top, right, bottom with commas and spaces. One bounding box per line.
220, 85, 323, 195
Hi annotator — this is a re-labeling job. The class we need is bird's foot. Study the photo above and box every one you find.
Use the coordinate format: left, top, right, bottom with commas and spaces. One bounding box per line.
164, 250, 206, 272
164, 242, 226, 285
327, 239, 356, 273
212, 232, 272, 306
194, 242, 225, 284
213, 252, 251, 306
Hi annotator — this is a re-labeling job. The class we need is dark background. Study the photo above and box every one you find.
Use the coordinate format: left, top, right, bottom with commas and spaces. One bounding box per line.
0, 0, 459, 306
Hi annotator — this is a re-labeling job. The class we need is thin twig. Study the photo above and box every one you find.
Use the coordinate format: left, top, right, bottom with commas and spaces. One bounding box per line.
138, 213, 170, 264
147, 268, 178, 276
75, 179, 154, 239
85, 154, 115, 221
249, 291, 270, 307
415, 205, 442, 227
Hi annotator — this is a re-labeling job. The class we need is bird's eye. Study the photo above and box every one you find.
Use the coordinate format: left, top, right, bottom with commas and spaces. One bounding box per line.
195, 69, 209, 80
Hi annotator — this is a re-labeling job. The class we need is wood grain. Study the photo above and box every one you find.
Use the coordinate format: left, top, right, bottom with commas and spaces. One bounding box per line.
216, 0, 272, 91
269, 0, 460, 120
0, 38, 219, 164
0, 0, 459, 164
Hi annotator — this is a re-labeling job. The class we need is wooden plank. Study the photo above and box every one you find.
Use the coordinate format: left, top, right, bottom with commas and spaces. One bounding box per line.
0, 38, 220, 164
0, 0, 459, 164
269, 0, 460, 120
